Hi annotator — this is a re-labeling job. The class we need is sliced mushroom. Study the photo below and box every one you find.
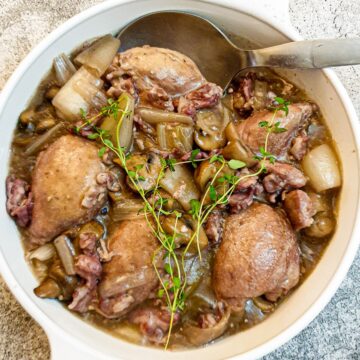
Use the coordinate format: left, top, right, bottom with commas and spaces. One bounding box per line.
34, 259, 78, 301
194, 159, 234, 204
124, 152, 162, 192
305, 212, 335, 238
222, 122, 256, 166
34, 277, 62, 299
183, 307, 230, 346
305, 192, 336, 238
194, 105, 231, 151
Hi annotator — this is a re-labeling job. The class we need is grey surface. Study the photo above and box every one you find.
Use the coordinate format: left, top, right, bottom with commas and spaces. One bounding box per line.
0, 0, 359, 359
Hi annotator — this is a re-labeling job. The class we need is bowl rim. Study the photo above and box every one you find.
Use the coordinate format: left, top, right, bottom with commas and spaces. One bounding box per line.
0, 0, 360, 359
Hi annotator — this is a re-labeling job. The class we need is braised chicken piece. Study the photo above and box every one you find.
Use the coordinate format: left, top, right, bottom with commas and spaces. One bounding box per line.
107, 46, 206, 110
98, 217, 159, 318
261, 161, 307, 194
6, 34, 341, 349
213, 203, 300, 308
235, 103, 313, 158
29, 135, 107, 245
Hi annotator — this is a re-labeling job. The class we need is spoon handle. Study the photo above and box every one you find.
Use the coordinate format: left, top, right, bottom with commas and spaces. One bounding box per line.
251, 39, 360, 69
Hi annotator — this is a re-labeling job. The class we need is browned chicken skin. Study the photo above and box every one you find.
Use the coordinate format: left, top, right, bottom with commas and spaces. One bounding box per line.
29, 135, 106, 245
98, 217, 159, 318
213, 202, 300, 308
106, 46, 206, 110
236, 102, 313, 158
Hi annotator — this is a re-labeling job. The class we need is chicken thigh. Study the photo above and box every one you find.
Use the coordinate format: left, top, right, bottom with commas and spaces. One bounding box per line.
106, 46, 209, 110
98, 217, 159, 318
213, 202, 300, 308
30, 135, 106, 245
236, 102, 313, 158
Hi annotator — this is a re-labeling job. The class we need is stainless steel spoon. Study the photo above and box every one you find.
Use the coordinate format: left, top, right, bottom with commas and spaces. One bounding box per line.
118, 11, 360, 89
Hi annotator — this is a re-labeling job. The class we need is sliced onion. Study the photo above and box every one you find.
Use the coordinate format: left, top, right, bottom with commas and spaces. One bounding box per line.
101, 92, 134, 150
54, 235, 76, 276
25, 122, 65, 155
72, 78, 107, 107
52, 66, 103, 121
53, 53, 76, 86
28, 243, 56, 261
302, 144, 341, 192
74, 35, 120, 77
157, 123, 193, 154
160, 165, 200, 211
137, 107, 193, 125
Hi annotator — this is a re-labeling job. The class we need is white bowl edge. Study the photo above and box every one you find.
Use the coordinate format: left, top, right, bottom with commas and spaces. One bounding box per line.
0, 1, 359, 359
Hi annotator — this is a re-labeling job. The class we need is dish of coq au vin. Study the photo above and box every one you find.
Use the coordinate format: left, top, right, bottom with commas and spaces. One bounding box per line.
6, 34, 341, 349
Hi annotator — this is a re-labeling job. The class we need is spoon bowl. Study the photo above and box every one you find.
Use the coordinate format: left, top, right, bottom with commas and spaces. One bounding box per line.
118, 11, 360, 90
118, 11, 246, 88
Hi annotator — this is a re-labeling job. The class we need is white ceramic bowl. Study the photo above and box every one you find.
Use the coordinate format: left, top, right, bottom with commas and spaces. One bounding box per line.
1, 1, 359, 359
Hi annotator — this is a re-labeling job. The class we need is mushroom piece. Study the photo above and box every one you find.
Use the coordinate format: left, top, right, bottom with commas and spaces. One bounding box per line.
124, 152, 162, 192
194, 106, 231, 151
161, 214, 208, 251
160, 165, 200, 211
183, 307, 231, 346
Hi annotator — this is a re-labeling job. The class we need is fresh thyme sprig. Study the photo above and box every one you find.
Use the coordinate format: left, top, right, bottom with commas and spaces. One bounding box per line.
77, 94, 187, 349
76, 93, 289, 349
181, 100, 289, 283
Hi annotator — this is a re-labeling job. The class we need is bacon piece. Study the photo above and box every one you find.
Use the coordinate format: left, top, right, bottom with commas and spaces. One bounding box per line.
6, 175, 33, 227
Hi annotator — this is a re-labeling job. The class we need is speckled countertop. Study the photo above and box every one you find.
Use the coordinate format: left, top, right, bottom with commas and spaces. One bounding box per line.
0, 0, 359, 359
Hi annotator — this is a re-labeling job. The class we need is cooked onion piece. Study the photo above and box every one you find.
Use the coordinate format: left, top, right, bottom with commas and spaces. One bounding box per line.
74, 35, 120, 77
194, 160, 234, 204
101, 93, 135, 150
25, 122, 66, 155
34, 260, 78, 300
157, 123, 193, 154
137, 107, 193, 125
28, 244, 56, 262
54, 235, 76, 276
53, 53, 76, 85
160, 165, 200, 211
52, 66, 106, 121
302, 144, 341, 192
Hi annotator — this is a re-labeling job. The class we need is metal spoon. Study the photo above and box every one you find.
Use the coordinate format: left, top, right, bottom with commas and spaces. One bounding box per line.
118, 11, 360, 89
